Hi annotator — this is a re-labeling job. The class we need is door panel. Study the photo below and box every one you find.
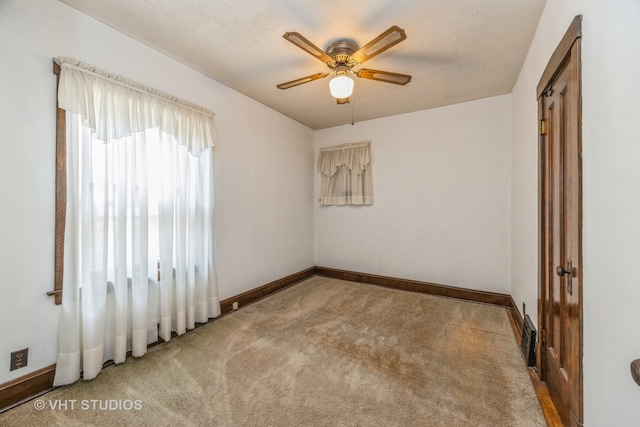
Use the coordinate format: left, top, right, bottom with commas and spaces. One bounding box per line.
538, 20, 582, 427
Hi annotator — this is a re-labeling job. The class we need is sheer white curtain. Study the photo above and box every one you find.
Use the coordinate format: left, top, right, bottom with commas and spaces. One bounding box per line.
318, 142, 373, 205
53, 57, 220, 386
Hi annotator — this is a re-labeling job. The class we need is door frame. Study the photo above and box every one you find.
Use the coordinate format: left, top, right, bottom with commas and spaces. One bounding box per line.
537, 14, 583, 426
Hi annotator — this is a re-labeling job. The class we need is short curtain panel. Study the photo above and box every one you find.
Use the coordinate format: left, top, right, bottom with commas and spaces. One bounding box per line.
318, 142, 373, 205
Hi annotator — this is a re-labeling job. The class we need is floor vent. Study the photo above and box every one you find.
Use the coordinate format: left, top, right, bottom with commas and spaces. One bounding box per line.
521, 314, 536, 367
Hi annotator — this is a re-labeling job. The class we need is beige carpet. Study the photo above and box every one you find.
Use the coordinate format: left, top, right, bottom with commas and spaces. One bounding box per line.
1, 276, 546, 426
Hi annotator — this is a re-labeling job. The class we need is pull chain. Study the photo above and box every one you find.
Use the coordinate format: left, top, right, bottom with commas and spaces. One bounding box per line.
350, 92, 355, 125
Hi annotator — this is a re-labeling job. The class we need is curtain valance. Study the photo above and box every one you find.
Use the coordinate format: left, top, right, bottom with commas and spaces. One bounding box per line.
54, 56, 216, 156
318, 142, 371, 177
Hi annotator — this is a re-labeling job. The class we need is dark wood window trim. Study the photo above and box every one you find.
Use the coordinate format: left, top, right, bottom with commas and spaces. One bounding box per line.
48, 60, 65, 305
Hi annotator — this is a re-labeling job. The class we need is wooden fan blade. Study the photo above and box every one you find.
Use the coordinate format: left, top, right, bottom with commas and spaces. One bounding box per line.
283, 32, 333, 64
351, 26, 407, 65
277, 73, 329, 90
355, 69, 412, 85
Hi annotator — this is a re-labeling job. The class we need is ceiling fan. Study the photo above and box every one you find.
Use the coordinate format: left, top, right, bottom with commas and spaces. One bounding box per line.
277, 26, 412, 104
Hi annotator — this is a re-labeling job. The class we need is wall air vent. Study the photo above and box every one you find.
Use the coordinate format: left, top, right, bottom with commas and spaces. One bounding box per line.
521, 314, 536, 367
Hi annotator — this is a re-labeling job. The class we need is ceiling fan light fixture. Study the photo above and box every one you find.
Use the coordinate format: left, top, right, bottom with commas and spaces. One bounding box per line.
329, 75, 354, 99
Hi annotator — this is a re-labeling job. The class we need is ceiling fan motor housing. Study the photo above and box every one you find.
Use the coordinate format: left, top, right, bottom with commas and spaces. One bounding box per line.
326, 39, 359, 69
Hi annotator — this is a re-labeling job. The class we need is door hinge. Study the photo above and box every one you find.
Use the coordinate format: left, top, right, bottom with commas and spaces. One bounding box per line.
539, 119, 547, 136
543, 85, 554, 97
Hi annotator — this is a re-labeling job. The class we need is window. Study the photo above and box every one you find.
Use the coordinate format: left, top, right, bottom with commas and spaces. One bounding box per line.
50, 57, 220, 385
318, 141, 373, 205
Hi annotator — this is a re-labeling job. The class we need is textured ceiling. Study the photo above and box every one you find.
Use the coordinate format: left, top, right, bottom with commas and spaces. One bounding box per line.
59, 0, 546, 130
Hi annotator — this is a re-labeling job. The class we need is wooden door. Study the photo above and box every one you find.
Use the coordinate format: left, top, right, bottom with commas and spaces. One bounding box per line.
538, 16, 583, 427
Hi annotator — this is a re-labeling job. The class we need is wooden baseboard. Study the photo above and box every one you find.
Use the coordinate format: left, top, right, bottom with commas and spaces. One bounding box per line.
314, 266, 514, 307
0, 364, 56, 412
507, 295, 524, 344
528, 369, 564, 426
219, 267, 316, 314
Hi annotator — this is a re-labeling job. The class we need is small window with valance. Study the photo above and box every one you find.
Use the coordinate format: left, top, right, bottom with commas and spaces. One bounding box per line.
318, 142, 373, 206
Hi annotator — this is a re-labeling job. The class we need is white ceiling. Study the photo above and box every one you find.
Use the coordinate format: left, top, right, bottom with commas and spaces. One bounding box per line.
59, 0, 546, 130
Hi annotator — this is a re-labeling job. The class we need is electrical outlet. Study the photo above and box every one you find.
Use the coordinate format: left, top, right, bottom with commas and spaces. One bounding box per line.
10, 348, 28, 371
232, 302, 238, 310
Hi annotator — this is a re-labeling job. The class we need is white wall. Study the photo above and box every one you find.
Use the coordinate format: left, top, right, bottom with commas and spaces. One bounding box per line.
0, 0, 314, 384
511, 0, 640, 424
314, 95, 512, 294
